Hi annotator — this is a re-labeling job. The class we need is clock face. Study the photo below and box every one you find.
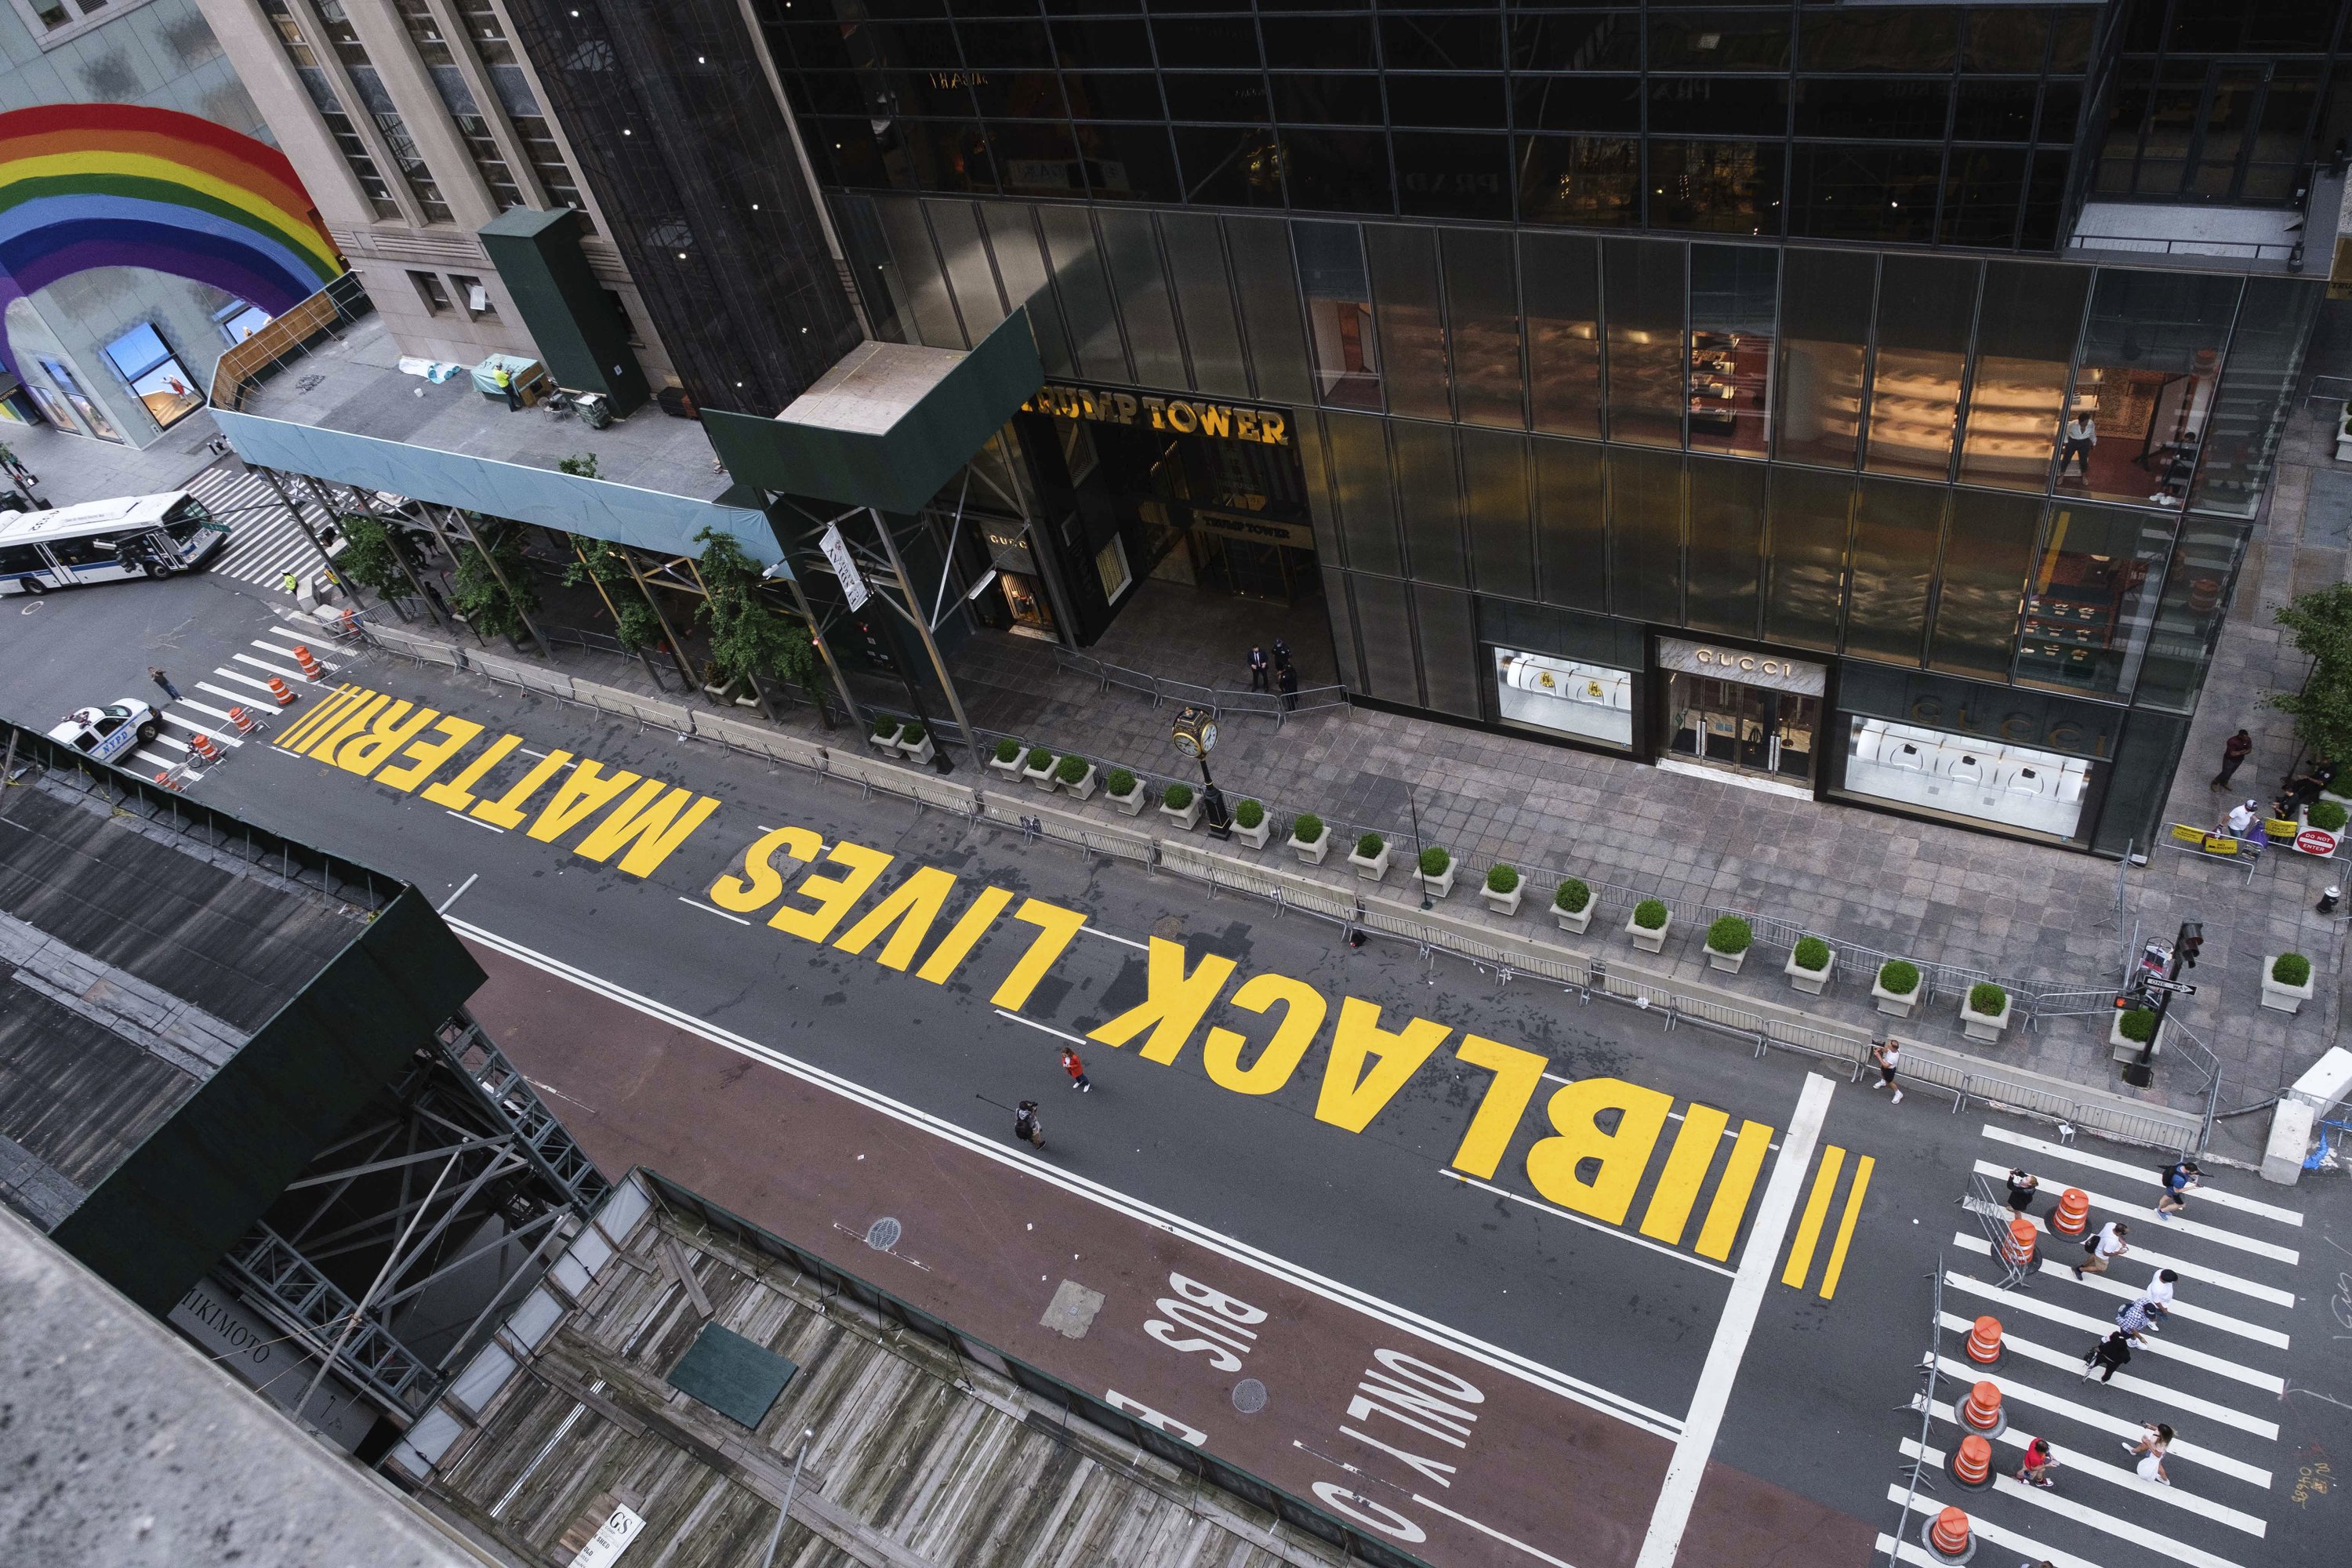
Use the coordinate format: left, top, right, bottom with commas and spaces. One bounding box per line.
1199, 720, 1218, 753
1173, 729, 1201, 758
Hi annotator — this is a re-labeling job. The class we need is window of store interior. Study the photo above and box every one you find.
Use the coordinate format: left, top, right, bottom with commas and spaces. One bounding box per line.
1688, 243, 1776, 459
2066, 270, 2239, 510
1864, 255, 1977, 481
1297, 220, 1380, 411
2010, 501, 2173, 702
1958, 262, 2088, 493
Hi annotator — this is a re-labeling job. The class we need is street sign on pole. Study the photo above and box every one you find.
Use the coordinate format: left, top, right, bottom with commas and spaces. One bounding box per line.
2143, 978, 2198, 996
818, 522, 869, 611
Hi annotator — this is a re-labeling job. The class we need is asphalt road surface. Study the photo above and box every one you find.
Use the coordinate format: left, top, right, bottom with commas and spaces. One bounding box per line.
4, 557, 2347, 1568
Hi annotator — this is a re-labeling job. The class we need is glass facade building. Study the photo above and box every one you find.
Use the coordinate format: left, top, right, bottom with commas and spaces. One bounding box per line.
513, 0, 2343, 855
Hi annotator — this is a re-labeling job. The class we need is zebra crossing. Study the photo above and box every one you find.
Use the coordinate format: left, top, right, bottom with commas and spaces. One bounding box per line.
133, 629, 342, 783
181, 462, 336, 593
1879, 1123, 2307, 1568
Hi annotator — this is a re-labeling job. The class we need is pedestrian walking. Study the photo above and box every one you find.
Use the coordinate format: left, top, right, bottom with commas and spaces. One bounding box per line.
493, 363, 521, 412
2225, 797, 2256, 836
2005, 1167, 2041, 1213
1869, 1037, 1904, 1104
2082, 1328, 2133, 1382
2112, 1297, 2157, 1343
2075, 1220, 2129, 1278
2211, 728, 2252, 790
2154, 1160, 2201, 1221
1278, 663, 1298, 712
2136, 1268, 2178, 1327
147, 667, 180, 702
2124, 1422, 2174, 1461
281, 568, 302, 597
1247, 644, 1270, 691
1061, 1047, 1091, 1092
1014, 1099, 1044, 1150
2012, 1437, 2058, 1488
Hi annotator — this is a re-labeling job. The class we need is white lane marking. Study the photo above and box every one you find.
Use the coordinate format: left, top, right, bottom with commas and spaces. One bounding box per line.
1899, 1439, 2252, 1568
231, 652, 318, 684
515, 746, 550, 759
151, 735, 191, 753
1918, 1412, 2264, 1534
1442, 1170, 1735, 1279
1633, 1073, 1835, 1568
677, 896, 750, 927
195, 680, 278, 710
1970, 1161, 2298, 1264
1942, 1272, 2285, 1392
445, 810, 506, 833
448, 916, 1684, 1439
161, 713, 241, 747
2009, 1226, 2292, 1309
437, 873, 479, 914
1951, 1234, 2289, 1348
206, 668, 286, 700
993, 1007, 1088, 1046
252, 638, 338, 672
1982, 1126, 2303, 1227
1936, 1353, 2270, 1486
1080, 926, 1150, 952
1936, 1314, 2278, 1441
131, 750, 192, 776
1882, 1515, 2100, 1568
177, 698, 246, 723
1408, 1491, 1578, 1568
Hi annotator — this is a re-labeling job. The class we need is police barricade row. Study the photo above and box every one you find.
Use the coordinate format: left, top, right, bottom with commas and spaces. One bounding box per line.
702, 712, 828, 775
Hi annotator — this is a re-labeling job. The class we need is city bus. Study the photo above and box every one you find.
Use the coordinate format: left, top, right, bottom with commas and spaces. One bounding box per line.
0, 491, 228, 594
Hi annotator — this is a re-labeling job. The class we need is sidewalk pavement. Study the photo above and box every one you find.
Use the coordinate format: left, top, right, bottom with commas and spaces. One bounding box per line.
8, 408, 222, 508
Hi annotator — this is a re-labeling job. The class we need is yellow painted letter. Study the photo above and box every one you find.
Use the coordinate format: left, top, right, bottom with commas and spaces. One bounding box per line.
833, 866, 958, 970
1200, 972, 1327, 1094
991, 898, 1086, 1008
709, 826, 822, 913
525, 759, 644, 843
1316, 997, 1449, 1134
914, 887, 1014, 982
471, 750, 575, 829
1523, 1077, 1674, 1225
575, 781, 722, 877
1449, 1036, 1549, 1180
375, 715, 484, 793
332, 701, 441, 776
1088, 938, 1237, 1065
769, 840, 895, 944
420, 733, 522, 811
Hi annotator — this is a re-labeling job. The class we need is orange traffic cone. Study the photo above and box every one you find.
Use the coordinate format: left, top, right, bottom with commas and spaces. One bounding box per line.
153, 768, 184, 793
228, 705, 259, 735
267, 676, 297, 706
1959, 1381, 2005, 1436
1947, 1433, 1994, 1491
293, 644, 323, 679
2001, 1215, 2037, 1271
1924, 1504, 1975, 1563
1965, 1316, 2003, 1365
2053, 1188, 2089, 1237
189, 731, 223, 764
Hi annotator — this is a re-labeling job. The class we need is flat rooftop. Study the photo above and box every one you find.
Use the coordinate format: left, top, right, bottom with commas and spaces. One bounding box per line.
234, 311, 737, 505
778, 339, 967, 435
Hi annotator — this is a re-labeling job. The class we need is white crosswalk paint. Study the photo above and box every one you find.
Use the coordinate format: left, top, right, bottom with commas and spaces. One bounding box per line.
1935, 1316, 2279, 1441
1944, 1272, 2285, 1392
1920, 1409, 2265, 1534
1982, 1126, 2303, 1227
1970, 1161, 2299, 1263
1950, 1235, 2290, 1348
2012, 1227, 2292, 1309
196, 679, 276, 708
160, 713, 241, 747
1879, 1492, 2131, 1568
230, 652, 316, 684
1878, 1530, 2090, 1568
252, 637, 338, 672
184, 463, 336, 592
1899, 1440, 2252, 1568
207, 668, 288, 701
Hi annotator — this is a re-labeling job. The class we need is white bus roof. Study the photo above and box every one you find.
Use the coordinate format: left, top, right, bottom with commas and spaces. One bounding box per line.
0, 492, 191, 543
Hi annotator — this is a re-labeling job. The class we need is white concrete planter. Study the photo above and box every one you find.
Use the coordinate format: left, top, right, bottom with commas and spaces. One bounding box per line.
868, 723, 904, 753
895, 734, 935, 765
1415, 859, 1457, 899
1483, 881, 1523, 916
1704, 941, 1748, 974
1290, 826, 1331, 865
2108, 1008, 2165, 1062
1553, 899, 1594, 935
988, 750, 1026, 781
1235, 814, 1272, 849
1348, 841, 1392, 882
1872, 970, 1922, 1018
1106, 780, 1145, 816
2336, 432, 2352, 464
1022, 756, 1058, 792
1627, 911, 1671, 953
2262, 956, 2317, 1014
1161, 794, 1203, 831
1060, 762, 1098, 801
1785, 948, 1835, 996
1959, 989, 2014, 1044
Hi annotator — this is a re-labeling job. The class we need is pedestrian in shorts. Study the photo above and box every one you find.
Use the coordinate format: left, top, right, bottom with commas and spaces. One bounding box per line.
1870, 1038, 1903, 1104
2012, 1437, 2057, 1488
2074, 1220, 2129, 1278
1061, 1047, 1091, 1092
2155, 1160, 2200, 1221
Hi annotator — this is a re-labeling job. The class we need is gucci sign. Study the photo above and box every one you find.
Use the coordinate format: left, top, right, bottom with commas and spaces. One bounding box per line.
1655, 637, 1827, 696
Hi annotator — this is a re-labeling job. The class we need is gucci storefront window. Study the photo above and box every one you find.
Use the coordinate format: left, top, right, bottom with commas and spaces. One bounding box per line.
1494, 648, 1635, 747
1831, 667, 2120, 842
1659, 637, 1825, 787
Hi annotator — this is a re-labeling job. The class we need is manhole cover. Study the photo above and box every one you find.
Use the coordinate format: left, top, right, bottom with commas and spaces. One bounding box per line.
865, 1217, 902, 1250
1232, 1378, 1268, 1414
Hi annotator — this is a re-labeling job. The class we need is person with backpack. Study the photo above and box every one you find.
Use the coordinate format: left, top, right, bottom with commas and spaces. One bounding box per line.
2155, 1160, 2201, 1221
2082, 1328, 2133, 1383
1014, 1100, 1044, 1150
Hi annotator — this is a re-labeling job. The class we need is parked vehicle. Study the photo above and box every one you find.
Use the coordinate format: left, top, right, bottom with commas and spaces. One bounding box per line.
0, 491, 227, 593
46, 700, 160, 765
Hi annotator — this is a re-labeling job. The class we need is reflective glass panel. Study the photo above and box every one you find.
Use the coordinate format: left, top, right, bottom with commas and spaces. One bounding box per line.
1685, 456, 1763, 636
1647, 140, 1784, 236
1098, 208, 1182, 387
1929, 488, 2040, 678
1392, 422, 1466, 587
2065, 269, 2238, 506
1958, 261, 2088, 492
1417, 585, 1481, 719
1517, 136, 1640, 228
1602, 238, 1686, 448
1295, 220, 1381, 410
927, 199, 1004, 339
2136, 516, 2249, 713
1326, 411, 1400, 575
1038, 205, 1127, 380
1866, 256, 1977, 481
1444, 228, 1525, 430
1845, 477, 1943, 663
2013, 501, 2172, 700
1461, 427, 1533, 599
1764, 466, 1852, 652
1225, 217, 1314, 404
1284, 129, 1394, 215
1607, 446, 1682, 624
1777, 248, 1872, 469
2189, 278, 2323, 518
1351, 572, 1419, 701
1687, 245, 1776, 458
983, 201, 1074, 375
1394, 132, 1513, 221
1160, 213, 1248, 398
1364, 225, 1450, 422
1522, 231, 1602, 437
1534, 437, 1606, 612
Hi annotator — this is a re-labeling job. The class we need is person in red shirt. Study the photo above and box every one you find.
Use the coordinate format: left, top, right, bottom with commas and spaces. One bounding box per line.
1062, 1047, 1091, 1092
2013, 1437, 2057, 1488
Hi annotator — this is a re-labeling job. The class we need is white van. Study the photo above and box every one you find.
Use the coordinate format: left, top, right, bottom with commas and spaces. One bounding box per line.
0, 491, 227, 593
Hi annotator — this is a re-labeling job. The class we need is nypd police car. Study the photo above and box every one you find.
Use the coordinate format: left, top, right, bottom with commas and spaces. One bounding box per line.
48, 700, 161, 765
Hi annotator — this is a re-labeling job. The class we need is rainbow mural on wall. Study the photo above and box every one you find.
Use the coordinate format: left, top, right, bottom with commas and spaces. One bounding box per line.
0, 103, 341, 372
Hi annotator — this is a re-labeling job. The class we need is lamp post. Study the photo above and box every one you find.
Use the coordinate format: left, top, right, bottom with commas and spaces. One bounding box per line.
1406, 787, 1431, 911
1171, 706, 1231, 839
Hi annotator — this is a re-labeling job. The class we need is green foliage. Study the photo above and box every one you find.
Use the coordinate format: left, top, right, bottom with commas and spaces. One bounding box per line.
334, 514, 417, 601
1706, 915, 1752, 954
1486, 863, 1519, 895
1234, 798, 1265, 829
1106, 768, 1138, 796
1632, 898, 1668, 931
1555, 877, 1591, 913
1968, 982, 2009, 1016
996, 737, 1022, 763
1163, 782, 1195, 811
2273, 583, 2352, 762
900, 720, 925, 745
1356, 832, 1385, 859
1291, 812, 1326, 844
2274, 952, 2313, 987
451, 517, 540, 644
562, 532, 663, 652
1792, 935, 1832, 971
1025, 745, 1054, 770
557, 452, 599, 479
694, 526, 818, 698
1878, 959, 1921, 996
1055, 753, 1088, 783
2311, 798, 2349, 832
2118, 1008, 2158, 1044
1418, 845, 1450, 877
871, 712, 901, 739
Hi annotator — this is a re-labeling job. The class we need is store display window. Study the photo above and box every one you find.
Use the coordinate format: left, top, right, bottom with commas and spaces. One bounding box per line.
2062, 270, 2239, 508
1687, 244, 1776, 458
1864, 257, 1976, 481
1842, 716, 2090, 840
101, 324, 202, 429
1493, 648, 1635, 747
2013, 503, 2172, 699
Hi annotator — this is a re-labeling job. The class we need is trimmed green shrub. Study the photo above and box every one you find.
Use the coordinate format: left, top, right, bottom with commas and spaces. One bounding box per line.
1878, 960, 1922, 996
1487, 863, 1519, 895
1705, 915, 1753, 955
995, 737, 1022, 763
1025, 745, 1054, 770
1291, 812, 1326, 844
1555, 878, 1591, 913
1106, 768, 1137, 796
1632, 898, 1668, 931
899, 720, 925, 744
1234, 798, 1265, 829
1419, 845, 1451, 877
1968, 982, 2009, 1016
2312, 798, 2349, 833
2118, 1007, 2158, 1044
1055, 753, 1088, 784
1792, 935, 1831, 972
2274, 952, 2313, 987
1163, 782, 1195, 811
1356, 832, 1386, 859
871, 713, 900, 738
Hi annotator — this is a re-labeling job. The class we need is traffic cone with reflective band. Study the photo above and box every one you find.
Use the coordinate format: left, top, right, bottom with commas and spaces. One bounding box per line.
2001, 1215, 2038, 1270
1923, 1505, 1976, 1563
2053, 1188, 2089, 1237
188, 731, 223, 764
153, 769, 184, 793
267, 676, 297, 706
1959, 1381, 2005, 1437
292, 644, 322, 679
227, 706, 260, 735
1946, 1433, 1994, 1492
1965, 1316, 2004, 1366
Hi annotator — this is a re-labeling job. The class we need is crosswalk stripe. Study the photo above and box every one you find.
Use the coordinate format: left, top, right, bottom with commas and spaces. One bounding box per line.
1899, 1439, 2253, 1568
131, 749, 194, 777
1877, 1532, 2074, 1568
1970, 1161, 2298, 1264
253, 637, 338, 670
1943, 1272, 2285, 1392
1951, 1235, 2290, 1348
1982, 1127, 2303, 1227
196, 679, 276, 709
177, 699, 264, 736
1920, 1410, 2265, 1534
1936, 1315, 2279, 1441
1882, 1507, 2104, 1568
160, 713, 240, 747
230, 652, 316, 684
206, 669, 285, 700
2015, 1229, 2292, 1310
151, 735, 190, 753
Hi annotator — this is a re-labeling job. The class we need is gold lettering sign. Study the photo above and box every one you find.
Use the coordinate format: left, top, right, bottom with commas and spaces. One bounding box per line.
1024, 383, 1290, 446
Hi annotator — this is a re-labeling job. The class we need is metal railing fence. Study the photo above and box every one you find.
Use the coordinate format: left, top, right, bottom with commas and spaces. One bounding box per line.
1051, 647, 1348, 729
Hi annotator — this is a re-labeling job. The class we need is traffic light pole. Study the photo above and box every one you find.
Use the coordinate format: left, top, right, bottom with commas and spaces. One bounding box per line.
2124, 916, 2201, 1089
